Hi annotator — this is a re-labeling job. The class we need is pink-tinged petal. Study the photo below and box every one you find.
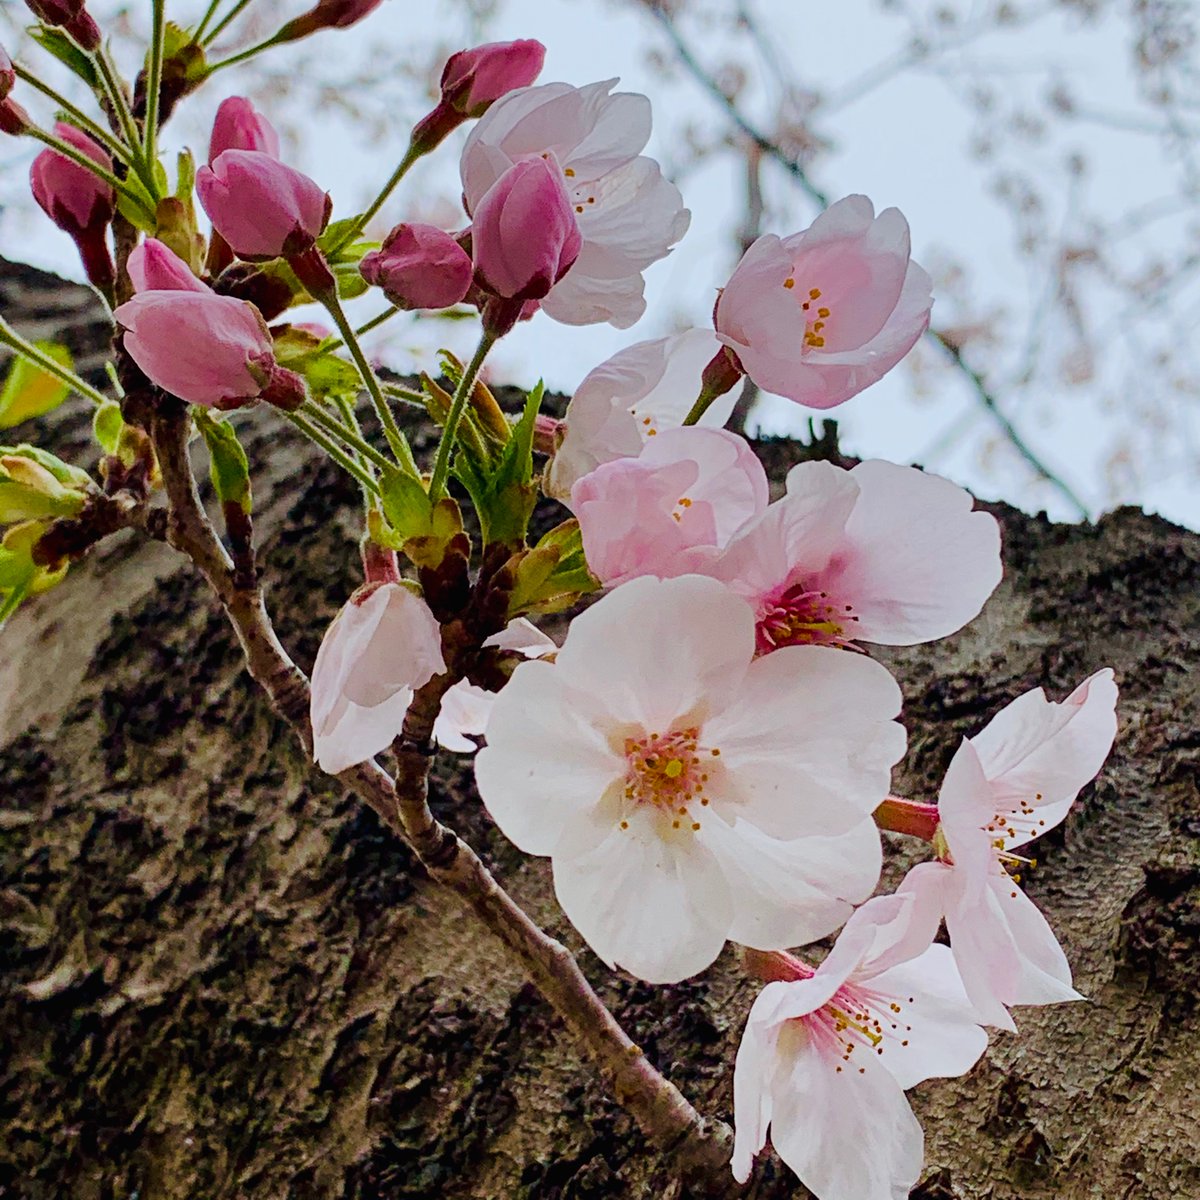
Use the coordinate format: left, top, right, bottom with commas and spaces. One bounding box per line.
992, 875, 1082, 1008
433, 680, 494, 753
731, 1012, 781, 1183
768, 1030, 924, 1200
710, 815, 882, 951
868, 945, 989, 1089
314, 686, 413, 774
128, 238, 208, 293
475, 659, 625, 856
933, 738, 997, 881
969, 669, 1118, 844
807, 460, 1002, 645
337, 586, 446, 707
552, 807, 733, 983
551, 575, 756, 732
703, 644, 905, 839
831, 887, 945, 982
483, 616, 556, 656
538, 266, 647, 328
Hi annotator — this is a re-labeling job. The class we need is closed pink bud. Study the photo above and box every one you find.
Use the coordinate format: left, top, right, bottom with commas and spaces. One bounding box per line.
128, 238, 207, 293
275, 0, 383, 43
0, 46, 14, 102
114, 290, 305, 410
471, 156, 581, 303
197, 149, 330, 261
359, 223, 472, 310
442, 39, 545, 118
208, 96, 280, 164
25, 0, 99, 50
30, 121, 113, 236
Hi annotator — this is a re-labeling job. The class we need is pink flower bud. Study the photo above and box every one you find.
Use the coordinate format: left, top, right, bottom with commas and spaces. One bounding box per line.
359, 223, 472, 310
197, 149, 331, 261
471, 156, 581, 304
0, 97, 29, 136
25, 0, 100, 50
114, 290, 306, 411
30, 122, 114, 292
128, 238, 207, 293
0, 45, 15, 102
208, 96, 280, 164
442, 40, 546, 118
275, 0, 383, 43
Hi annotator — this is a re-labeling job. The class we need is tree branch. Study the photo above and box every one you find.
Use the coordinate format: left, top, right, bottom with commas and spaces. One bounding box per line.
145, 401, 737, 1192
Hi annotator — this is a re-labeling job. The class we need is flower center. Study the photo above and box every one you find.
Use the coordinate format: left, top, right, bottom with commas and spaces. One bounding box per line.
757, 582, 860, 653
984, 792, 1047, 896
783, 280, 832, 350
803, 983, 916, 1076
622, 726, 719, 833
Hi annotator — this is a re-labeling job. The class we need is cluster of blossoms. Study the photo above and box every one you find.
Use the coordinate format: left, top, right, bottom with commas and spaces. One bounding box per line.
1, 6, 1119, 1197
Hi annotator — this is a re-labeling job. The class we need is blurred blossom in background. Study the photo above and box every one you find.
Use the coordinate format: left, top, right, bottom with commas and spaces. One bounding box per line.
2, 0, 1198, 528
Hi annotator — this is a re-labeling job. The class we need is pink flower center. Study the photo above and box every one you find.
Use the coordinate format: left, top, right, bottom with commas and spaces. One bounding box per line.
983, 792, 1048, 897
622, 726, 721, 834
757, 582, 860, 653
800, 982, 916, 1076
783, 279, 832, 350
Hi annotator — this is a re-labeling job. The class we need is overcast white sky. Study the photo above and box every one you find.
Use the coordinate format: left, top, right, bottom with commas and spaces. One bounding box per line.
3, 0, 1197, 529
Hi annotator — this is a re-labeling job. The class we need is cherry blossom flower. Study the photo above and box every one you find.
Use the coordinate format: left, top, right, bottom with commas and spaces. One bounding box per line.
898, 670, 1118, 1030
310, 582, 447, 774
433, 618, 557, 753
715, 195, 932, 408
545, 328, 734, 499
571, 426, 768, 586
460, 79, 690, 328
732, 892, 988, 1197
474, 574, 904, 983
700, 458, 1002, 652
208, 96, 280, 163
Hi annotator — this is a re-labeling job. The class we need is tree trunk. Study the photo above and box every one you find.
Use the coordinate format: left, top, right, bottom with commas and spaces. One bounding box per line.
1, 259, 1197, 1200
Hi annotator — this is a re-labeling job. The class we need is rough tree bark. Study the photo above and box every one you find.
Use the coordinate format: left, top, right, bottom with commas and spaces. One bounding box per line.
0, 258, 1197, 1200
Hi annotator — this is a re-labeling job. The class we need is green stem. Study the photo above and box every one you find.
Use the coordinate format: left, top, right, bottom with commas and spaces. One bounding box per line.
12, 66, 133, 165
382, 383, 427, 409
322, 304, 403, 354
202, 0, 257, 46
281, 410, 381, 495
143, 0, 166, 171
0, 317, 111, 406
193, 0, 224, 41
318, 289, 420, 479
302, 402, 392, 474
329, 143, 421, 254
428, 330, 495, 503
27, 125, 156, 223
90, 49, 153, 193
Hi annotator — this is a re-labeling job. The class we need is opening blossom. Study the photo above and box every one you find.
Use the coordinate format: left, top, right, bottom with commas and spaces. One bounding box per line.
571, 426, 768, 586
475, 574, 904, 984
545, 328, 735, 499
732, 893, 988, 1198
461, 79, 690, 328
700, 458, 1003, 652
359, 223, 474, 311
715, 194, 933, 408
898, 670, 1119, 1030
310, 582, 447, 774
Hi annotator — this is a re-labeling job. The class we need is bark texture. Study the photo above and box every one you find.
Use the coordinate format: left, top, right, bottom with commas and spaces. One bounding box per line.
1, 258, 1198, 1200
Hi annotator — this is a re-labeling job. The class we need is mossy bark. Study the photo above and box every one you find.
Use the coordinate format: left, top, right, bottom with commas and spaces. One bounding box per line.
1, 259, 1197, 1199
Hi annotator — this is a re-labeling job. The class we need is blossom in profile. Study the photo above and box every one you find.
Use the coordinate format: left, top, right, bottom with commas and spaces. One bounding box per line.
715, 194, 932, 408
898, 670, 1118, 1029
571, 426, 768, 586
475, 574, 904, 984
208, 96, 281, 163
545, 328, 733, 499
732, 892, 988, 1197
310, 583, 447, 774
461, 79, 690, 328
700, 458, 1002, 652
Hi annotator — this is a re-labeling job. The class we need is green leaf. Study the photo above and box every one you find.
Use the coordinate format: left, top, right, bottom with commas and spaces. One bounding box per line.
29, 26, 99, 87
116, 169, 161, 232
93, 401, 124, 455
318, 218, 378, 266
194, 410, 251, 514
333, 261, 371, 301
0, 343, 73, 429
379, 466, 433, 540
272, 327, 362, 401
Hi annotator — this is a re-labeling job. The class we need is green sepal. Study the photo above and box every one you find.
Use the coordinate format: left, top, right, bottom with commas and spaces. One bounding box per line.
194, 410, 251, 514
92, 400, 124, 455
272, 326, 361, 402
0, 343, 73, 429
28, 26, 99, 88
117, 159, 170, 230
505, 519, 598, 617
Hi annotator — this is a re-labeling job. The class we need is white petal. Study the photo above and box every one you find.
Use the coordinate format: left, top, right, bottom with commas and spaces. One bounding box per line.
474, 660, 625, 856
541, 265, 647, 328
483, 617, 557, 657
433, 681, 494, 753
731, 1016, 780, 1183
770, 1027, 925, 1200
711, 816, 882, 951
314, 686, 413, 774
933, 738, 998, 880
703, 645, 905, 839
552, 574, 756, 732
552, 810, 733, 983
338, 585, 446, 707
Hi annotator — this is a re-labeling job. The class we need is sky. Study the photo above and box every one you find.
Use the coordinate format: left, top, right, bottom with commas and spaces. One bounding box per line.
2, 0, 1197, 530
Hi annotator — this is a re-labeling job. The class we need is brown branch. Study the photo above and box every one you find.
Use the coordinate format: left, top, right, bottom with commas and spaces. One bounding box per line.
641, 0, 1090, 519
145, 402, 737, 1192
